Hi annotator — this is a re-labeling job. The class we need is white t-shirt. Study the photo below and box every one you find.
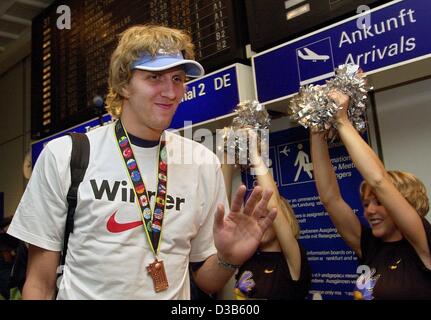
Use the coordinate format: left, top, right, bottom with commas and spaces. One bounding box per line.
8, 122, 229, 299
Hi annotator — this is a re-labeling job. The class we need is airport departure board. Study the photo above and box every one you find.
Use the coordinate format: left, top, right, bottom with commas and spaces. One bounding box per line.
31, 0, 248, 139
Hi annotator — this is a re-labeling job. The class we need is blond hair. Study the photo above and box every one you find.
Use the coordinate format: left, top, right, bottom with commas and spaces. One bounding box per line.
280, 197, 301, 239
106, 25, 195, 118
360, 170, 429, 217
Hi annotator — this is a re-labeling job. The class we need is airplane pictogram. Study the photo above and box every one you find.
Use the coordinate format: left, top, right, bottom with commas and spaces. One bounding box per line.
297, 47, 330, 62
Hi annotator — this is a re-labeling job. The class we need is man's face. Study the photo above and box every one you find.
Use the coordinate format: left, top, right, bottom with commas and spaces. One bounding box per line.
122, 67, 186, 136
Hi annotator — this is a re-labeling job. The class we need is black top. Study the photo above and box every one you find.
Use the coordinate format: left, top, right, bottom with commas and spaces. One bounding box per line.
355, 217, 431, 300
234, 244, 311, 300
127, 132, 159, 148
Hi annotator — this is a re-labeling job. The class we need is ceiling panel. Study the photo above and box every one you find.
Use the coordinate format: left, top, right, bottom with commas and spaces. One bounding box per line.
0, 0, 55, 72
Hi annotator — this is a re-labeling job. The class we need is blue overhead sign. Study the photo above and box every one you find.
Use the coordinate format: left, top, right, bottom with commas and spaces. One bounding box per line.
253, 0, 431, 104
170, 64, 247, 129
31, 115, 113, 166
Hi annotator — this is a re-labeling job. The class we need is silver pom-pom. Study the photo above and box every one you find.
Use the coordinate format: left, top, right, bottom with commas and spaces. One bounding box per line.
288, 64, 372, 134
231, 100, 271, 130
220, 100, 270, 167
288, 84, 340, 132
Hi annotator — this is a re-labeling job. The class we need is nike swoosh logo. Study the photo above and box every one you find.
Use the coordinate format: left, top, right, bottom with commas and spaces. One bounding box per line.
106, 210, 143, 233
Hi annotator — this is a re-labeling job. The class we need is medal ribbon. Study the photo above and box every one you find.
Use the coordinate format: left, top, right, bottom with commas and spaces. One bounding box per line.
114, 120, 168, 255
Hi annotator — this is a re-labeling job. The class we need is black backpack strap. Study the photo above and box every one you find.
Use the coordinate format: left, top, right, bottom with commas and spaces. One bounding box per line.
61, 132, 90, 267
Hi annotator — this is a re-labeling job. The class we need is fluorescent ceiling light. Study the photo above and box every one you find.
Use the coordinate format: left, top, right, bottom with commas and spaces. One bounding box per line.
286, 3, 311, 20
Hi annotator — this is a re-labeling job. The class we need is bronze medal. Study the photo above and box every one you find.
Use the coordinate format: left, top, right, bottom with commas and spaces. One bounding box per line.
147, 259, 169, 292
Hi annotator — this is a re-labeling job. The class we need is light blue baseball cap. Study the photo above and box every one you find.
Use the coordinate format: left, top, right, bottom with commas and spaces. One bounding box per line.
131, 50, 204, 78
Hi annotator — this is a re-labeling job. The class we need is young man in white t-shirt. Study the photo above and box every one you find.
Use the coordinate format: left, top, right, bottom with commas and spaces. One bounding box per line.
8, 25, 277, 299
